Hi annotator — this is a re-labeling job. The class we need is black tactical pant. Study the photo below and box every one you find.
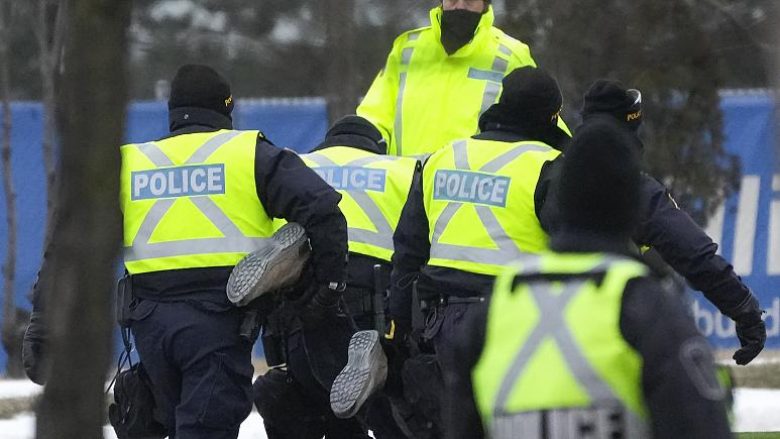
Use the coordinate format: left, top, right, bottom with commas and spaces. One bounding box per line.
131, 301, 254, 439
253, 302, 369, 439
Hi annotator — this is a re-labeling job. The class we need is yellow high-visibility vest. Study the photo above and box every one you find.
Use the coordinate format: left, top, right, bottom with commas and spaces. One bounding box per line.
358, 6, 569, 157
302, 146, 417, 262
120, 129, 274, 274
473, 253, 650, 439
422, 138, 560, 275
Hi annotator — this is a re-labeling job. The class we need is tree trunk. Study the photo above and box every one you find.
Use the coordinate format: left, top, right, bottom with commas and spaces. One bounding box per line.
35, 0, 132, 437
323, 0, 358, 124
36, 0, 67, 263
0, 0, 24, 379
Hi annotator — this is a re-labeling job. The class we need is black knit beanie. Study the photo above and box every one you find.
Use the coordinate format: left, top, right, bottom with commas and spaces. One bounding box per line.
327, 115, 383, 144
168, 65, 234, 118
581, 79, 642, 132
558, 117, 641, 236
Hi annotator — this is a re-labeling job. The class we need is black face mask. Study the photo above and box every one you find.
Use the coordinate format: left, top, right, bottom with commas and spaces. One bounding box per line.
440, 9, 482, 55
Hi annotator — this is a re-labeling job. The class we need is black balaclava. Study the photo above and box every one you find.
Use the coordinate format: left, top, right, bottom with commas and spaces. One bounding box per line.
440, 5, 485, 55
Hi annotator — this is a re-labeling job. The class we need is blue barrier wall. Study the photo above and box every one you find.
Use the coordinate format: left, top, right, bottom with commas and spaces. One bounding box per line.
692, 91, 780, 348
0, 94, 776, 371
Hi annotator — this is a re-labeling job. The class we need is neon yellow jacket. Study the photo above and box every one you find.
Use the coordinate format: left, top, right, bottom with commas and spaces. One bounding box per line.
357, 6, 540, 157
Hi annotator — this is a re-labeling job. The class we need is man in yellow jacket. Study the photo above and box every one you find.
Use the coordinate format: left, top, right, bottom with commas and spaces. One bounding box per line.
357, 0, 567, 157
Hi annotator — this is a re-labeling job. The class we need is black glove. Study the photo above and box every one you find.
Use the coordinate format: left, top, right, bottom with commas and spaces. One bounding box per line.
300, 282, 344, 326
734, 319, 766, 365
22, 311, 48, 385
726, 292, 766, 365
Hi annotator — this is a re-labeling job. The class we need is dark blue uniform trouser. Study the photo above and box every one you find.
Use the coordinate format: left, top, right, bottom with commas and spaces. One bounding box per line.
131, 301, 254, 439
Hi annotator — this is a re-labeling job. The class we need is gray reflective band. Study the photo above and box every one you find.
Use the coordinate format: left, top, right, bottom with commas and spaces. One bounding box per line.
429, 142, 553, 266
124, 237, 271, 262
467, 68, 505, 83
408, 31, 421, 41
467, 49, 512, 114
492, 57, 509, 73
186, 130, 243, 164
137, 142, 174, 167
305, 152, 398, 252
128, 131, 266, 264
401, 48, 414, 66
395, 72, 408, 155
480, 82, 502, 115
491, 408, 649, 439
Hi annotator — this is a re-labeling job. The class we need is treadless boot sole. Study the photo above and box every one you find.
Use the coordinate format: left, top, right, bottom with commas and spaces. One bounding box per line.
330, 330, 388, 419
227, 222, 310, 306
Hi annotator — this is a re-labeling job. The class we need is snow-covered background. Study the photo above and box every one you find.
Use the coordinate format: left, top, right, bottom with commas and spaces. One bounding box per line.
0, 380, 776, 438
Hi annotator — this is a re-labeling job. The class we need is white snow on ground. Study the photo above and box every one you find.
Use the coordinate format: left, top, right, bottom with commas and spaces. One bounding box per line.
0, 411, 268, 439
734, 388, 780, 432
0, 380, 776, 437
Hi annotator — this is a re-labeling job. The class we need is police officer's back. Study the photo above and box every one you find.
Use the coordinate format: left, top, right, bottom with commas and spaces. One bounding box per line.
302, 116, 420, 437
303, 116, 418, 330
118, 65, 348, 439
448, 118, 732, 439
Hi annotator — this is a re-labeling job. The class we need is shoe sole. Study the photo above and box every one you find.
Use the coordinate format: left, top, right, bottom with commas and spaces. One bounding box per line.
227, 222, 310, 306
330, 330, 388, 419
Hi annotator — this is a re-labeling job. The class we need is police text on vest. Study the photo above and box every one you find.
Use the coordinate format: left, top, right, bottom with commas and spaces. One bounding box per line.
433, 170, 510, 207
131, 164, 226, 200
314, 166, 387, 192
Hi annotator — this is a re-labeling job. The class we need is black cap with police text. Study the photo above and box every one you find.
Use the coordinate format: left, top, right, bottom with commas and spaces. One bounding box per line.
479, 67, 568, 147
558, 117, 641, 236
581, 79, 642, 132
168, 64, 234, 118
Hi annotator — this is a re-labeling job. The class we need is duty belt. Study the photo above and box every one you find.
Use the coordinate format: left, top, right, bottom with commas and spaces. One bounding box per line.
343, 287, 375, 315
491, 407, 649, 439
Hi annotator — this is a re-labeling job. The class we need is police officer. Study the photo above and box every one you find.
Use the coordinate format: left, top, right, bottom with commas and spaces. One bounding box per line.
309, 116, 420, 437
118, 65, 348, 439
357, 0, 569, 156
542, 79, 766, 366
381, 66, 568, 438
252, 116, 418, 438
447, 118, 732, 439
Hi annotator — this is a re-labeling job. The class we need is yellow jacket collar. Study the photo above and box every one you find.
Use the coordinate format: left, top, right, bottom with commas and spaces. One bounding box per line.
429, 5, 495, 55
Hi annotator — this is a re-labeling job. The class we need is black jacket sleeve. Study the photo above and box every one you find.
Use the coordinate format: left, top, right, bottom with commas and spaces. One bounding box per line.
634, 176, 757, 319
254, 138, 348, 284
389, 163, 428, 326
621, 277, 732, 439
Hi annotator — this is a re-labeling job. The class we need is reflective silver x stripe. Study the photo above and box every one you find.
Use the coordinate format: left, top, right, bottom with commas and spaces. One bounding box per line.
494, 279, 617, 413
125, 131, 268, 262
306, 153, 396, 252
429, 141, 551, 266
